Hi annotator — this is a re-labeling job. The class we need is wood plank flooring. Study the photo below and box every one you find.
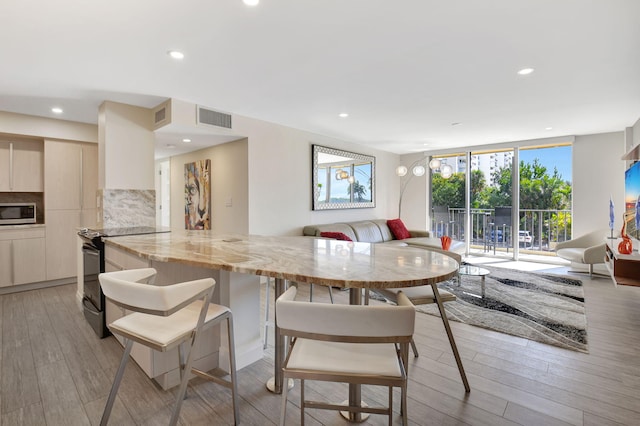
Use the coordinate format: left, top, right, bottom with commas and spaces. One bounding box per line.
1, 262, 639, 425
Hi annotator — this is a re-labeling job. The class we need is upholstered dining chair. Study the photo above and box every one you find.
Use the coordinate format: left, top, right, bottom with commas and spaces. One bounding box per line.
555, 229, 608, 277
98, 268, 239, 426
263, 278, 333, 349
276, 285, 415, 426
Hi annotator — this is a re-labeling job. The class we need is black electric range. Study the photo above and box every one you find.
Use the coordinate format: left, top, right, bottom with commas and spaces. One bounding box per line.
78, 226, 171, 337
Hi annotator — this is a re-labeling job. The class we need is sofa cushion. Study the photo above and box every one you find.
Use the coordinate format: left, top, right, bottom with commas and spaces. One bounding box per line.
349, 221, 384, 243
320, 231, 353, 241
304, 223, 357, 242
371, 219, 395, 242
387, 218, 411, 240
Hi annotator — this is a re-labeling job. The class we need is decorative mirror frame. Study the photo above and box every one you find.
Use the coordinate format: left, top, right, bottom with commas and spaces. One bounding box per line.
312, 144, 376, 210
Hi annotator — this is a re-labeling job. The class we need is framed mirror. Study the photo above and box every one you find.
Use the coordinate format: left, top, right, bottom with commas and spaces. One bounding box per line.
312, 144, 375, 210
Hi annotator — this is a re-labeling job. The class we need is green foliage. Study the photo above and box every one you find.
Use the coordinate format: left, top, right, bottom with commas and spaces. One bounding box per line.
432, 158, 572, 211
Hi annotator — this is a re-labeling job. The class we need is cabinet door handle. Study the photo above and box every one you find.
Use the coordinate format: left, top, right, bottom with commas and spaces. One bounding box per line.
9, 142, 13, 190
9, 240, 14, 284
79, 149, 84, 210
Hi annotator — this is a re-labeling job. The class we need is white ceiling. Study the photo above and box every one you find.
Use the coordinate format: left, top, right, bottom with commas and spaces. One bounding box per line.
1, 0, 639, 158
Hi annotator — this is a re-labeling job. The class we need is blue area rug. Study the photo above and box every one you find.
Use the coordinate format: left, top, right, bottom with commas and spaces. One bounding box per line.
417, 265, 588, 353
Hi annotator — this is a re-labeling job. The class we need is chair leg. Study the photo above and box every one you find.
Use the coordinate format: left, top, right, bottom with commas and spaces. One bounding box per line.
309, 283, 314, 302
100, 339, 134, 426
178, 342, 188, 400
279, 374, 289, 426
388, 386, 393, 426
169, 331, 202, 426
410, 338, 419, 357
226, 314, 240, 425
328, 286, 334, 304
401, 383, 408, 426
300, 378, 305, 426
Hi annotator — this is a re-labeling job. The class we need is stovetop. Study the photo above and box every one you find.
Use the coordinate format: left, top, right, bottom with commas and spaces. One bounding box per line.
78, 226, 171, 239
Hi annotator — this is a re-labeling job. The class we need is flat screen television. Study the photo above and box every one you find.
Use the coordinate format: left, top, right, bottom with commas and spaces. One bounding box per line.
624, 160, 640, 238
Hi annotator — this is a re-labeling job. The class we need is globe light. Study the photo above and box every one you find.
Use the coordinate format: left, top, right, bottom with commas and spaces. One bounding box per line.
441, 164, 454, 178
412, 165, 426, 177
428, 158, 442, 170
396, 165, 408, 177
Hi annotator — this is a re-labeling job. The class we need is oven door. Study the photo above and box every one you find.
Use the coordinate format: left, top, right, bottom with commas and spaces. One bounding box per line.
82, 242, 103, 311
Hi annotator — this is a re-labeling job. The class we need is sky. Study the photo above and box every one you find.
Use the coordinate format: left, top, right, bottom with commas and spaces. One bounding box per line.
519, 145, 572, 183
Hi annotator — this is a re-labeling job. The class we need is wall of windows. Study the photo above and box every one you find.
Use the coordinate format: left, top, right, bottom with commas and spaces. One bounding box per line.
429, 143, 572, 259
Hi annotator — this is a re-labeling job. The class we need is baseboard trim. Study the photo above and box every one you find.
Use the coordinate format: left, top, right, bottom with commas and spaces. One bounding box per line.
0, 277, 76, 295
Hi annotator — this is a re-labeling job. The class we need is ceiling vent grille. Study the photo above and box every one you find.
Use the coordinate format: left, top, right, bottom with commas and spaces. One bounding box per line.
197, 106, 232, 129
154, 107, 167, 124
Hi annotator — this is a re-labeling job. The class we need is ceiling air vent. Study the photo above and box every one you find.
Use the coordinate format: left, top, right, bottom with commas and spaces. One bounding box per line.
197, 106, 232, 129
154, 106, 167, 124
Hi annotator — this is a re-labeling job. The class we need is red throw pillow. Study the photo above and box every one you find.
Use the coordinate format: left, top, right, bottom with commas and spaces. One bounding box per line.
387, 218, 411, 240
320, 231, 353, 241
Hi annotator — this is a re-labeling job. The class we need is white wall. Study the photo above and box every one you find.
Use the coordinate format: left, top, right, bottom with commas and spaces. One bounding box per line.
169, 139, 249, 234
98, 101, 155, 190
232, 114, 399, 236
573, 132, 626, 236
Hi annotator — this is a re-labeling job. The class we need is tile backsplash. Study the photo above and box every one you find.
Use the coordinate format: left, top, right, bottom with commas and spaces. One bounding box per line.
98, 189, 156, 228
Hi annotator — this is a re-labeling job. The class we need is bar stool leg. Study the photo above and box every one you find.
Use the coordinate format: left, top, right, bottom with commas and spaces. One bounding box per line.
100, 339, 134, 426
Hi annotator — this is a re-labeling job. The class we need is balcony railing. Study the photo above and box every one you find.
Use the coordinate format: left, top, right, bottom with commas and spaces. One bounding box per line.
431, 207, 572, 255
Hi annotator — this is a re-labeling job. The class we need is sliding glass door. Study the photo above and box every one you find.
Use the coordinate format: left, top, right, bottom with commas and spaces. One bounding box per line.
429, 143, 572, 260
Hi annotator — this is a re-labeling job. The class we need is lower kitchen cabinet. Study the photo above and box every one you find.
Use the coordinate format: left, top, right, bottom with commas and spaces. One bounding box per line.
0, 227, 46, 287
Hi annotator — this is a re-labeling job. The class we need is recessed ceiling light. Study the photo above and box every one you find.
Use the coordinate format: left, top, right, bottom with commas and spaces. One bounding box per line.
338, 113, 349, 118
182, 138, 192, 143
517, 68, 534, 75
545, 127, 553, 131
51, 107, 63, 114
168, 50, 184, 60
243, 0, 259, 6
166, 144, 176, 149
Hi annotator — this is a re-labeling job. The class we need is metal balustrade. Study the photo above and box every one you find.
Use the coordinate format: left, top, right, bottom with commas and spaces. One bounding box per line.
431, 207, 572, 255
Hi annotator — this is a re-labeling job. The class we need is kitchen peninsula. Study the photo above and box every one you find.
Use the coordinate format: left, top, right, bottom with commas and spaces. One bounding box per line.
99, 230, 461, 393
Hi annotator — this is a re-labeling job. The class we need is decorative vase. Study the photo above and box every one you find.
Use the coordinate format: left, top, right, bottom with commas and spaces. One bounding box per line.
618, 217, 633, 255
440, 235, 452, 251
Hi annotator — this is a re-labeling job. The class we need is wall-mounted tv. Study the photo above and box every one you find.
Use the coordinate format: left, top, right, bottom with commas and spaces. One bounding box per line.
624, 160, 640, 238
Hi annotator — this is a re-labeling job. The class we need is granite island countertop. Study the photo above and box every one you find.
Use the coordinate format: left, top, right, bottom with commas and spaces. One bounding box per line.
102, 230, 459, 289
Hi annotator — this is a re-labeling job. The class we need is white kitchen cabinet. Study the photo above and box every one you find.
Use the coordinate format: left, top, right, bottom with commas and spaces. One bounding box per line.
44, 140, 98, 281
0, 240, 11, 287
0, 139, 44, 192
0, 227, 46, 287
45, 140, 97, 210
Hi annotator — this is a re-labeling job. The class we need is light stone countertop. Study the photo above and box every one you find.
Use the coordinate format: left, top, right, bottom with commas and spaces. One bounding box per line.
103, 230, 458, 289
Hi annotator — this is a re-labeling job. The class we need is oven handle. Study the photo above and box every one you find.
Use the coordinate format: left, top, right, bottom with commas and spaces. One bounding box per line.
82, 297, 100, 315
82, 244, 100, 255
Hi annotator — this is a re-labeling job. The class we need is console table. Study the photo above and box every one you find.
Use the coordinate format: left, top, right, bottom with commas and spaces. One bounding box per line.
604, 238, 640, 286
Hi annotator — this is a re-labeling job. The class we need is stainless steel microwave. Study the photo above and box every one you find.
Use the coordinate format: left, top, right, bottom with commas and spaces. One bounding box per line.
0, 203, 36, 225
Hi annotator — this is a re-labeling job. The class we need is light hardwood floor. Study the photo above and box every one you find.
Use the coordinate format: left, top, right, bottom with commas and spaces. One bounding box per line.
1, 261, 639, 425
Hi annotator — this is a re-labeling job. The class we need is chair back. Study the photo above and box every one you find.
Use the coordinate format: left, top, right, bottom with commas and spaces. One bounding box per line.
276, 286, 414, 343
99, 268, 215, 316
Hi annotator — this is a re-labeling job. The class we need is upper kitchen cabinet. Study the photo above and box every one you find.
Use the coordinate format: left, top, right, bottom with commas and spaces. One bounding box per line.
44, 140, 98, 210
0, 138, 44, 192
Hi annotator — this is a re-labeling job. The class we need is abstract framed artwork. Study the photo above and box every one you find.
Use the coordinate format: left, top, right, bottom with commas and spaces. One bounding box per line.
184, 159, 211, 230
